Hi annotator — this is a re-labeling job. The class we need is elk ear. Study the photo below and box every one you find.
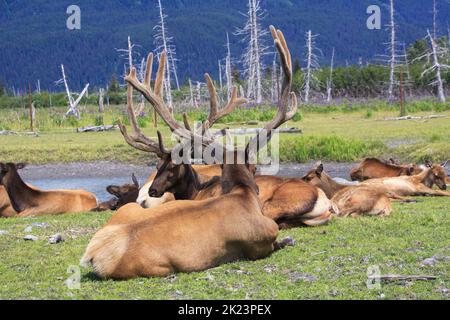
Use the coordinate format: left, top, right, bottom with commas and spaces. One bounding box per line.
107, 186, 122, 197
316, 164, 324, 176
132, 173, 140, 188
15, 163, 27, 170
425, 160, 433, 168
441, 160, 449, 167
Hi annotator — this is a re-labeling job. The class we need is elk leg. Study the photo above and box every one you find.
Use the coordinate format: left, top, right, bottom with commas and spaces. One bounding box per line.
274, 237, 296, 251
415, 186, 450, 197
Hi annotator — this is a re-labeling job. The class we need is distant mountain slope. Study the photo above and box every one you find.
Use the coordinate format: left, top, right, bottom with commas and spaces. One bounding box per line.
0, 0, 448, 91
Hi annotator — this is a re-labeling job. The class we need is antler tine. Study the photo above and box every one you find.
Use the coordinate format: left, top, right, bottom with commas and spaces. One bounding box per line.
246, 26, 297, 160
205, 73, 247, 131
267, 26, 296, 129
154, 52, 165, 99
144, 53, 153, 89
125, 52, 185, 137
118, 80, 166, 155
126, 51, 216, 149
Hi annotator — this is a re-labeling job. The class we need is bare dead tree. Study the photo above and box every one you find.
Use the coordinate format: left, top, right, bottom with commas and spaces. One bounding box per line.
432, 0, 438, 40
304, 30, 321, 104
236, 0, 269, 103
98, 88, 105, 113
55, 64, 89, 119
154, 0, 180, 112
414, 30, 449, 103
387, 0, 398, 101
327, 47, 335, 103
225, 32, 233, 100
270, 52, 279, 103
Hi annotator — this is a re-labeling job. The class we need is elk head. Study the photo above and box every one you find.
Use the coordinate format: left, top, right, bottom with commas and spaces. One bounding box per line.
422, 162, 449, 190
106, 174, 141, 208
0, 163, 27, 185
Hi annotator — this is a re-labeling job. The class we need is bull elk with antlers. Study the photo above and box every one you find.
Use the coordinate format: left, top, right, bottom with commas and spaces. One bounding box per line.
119, 28, 332, 229
81, 27, 301, 279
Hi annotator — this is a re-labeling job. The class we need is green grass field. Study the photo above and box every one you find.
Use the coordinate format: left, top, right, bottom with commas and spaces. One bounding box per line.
0, 198, 448, 300
1, 101, 449, 164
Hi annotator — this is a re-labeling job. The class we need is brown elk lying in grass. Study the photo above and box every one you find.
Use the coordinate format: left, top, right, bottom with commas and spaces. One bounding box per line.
81, 26, 298, 279
360, 162, 450, 197
303, 163, 392, 217
0, 163, 98, 217
350, 158, 423, 181
93, 174, 144, 212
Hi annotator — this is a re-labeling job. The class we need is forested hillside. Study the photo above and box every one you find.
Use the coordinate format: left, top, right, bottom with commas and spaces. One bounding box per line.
0, 0, 448, 91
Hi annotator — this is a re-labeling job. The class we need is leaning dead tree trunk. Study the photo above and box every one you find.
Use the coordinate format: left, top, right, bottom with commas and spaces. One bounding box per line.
57, 64, 89, 120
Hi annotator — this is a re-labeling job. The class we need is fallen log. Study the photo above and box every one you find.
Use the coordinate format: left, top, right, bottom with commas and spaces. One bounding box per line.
383, 115, 447, 121
0, 130, 39, 137
76, 125, 118, 133
369, 274, 437, 282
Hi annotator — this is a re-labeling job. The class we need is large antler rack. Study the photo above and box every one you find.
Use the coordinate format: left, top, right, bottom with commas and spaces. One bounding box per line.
245, 26, 298, 161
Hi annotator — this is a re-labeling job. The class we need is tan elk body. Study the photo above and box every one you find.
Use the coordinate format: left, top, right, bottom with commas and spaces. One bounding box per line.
303, 164, 392, 217
0, 163, 97, 217
350, 158, 423, 181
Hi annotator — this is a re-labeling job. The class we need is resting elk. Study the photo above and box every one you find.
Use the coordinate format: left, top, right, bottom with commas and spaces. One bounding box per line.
81, 26, 298, 279
93, 174, 147, 212
302, 163, 392, 217
0, 163, 98, 217
360, 162, 450, 197
350, 158, 423, 182
119, 31, 332, 228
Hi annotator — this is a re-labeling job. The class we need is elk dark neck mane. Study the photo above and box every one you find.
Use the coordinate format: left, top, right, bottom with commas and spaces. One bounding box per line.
220, 164, 259, 196
3, 167, 40, 213
173, 164, 219, 200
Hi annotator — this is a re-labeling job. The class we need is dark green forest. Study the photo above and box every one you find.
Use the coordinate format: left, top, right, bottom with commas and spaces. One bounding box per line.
0, 0, 449, 92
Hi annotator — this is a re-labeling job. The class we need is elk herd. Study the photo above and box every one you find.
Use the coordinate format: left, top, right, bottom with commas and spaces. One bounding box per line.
1, 27, 449, 280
